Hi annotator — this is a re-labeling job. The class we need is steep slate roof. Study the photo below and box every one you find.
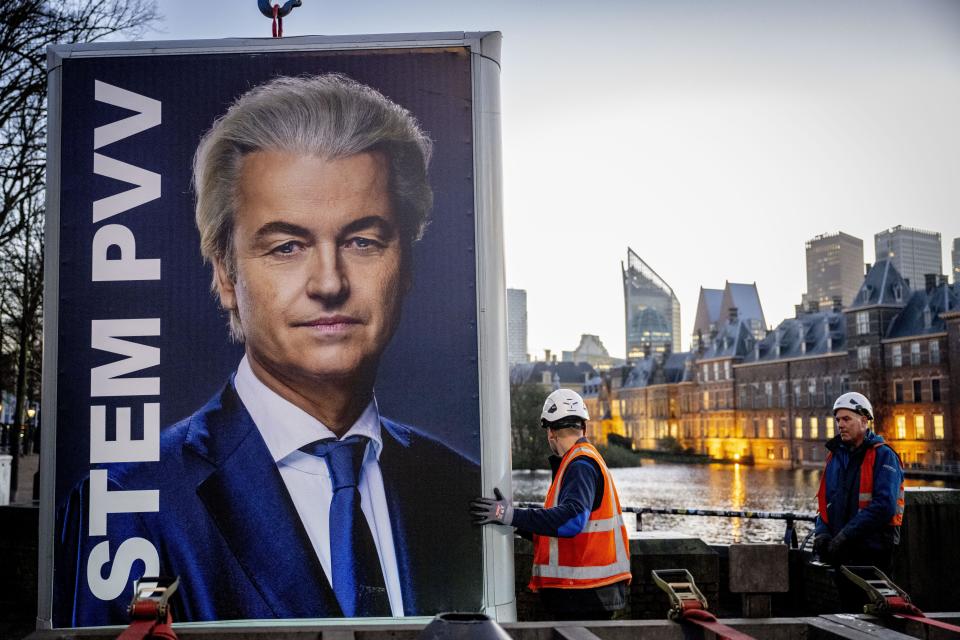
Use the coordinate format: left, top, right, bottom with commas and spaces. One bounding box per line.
720, 282, 766, 329
849, 259, 910, 309
742, 310, 846, 363
887, 281, 960, 339
624, 351, 695, 388
510, 361, 597, 386
700, 319, 755, 360
693, 288, 724, 336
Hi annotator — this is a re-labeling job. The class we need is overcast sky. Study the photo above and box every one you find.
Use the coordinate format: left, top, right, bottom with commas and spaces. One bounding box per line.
142, 0, 960, 359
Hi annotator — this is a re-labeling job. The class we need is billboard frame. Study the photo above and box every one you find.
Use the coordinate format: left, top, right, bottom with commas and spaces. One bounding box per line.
39, 31, 512, 631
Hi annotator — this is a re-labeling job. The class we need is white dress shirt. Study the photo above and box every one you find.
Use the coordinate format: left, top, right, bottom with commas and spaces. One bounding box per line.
234, 356, 404, 616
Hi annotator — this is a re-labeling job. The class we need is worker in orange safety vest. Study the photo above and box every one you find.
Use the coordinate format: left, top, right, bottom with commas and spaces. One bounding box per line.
814, 391, 905, 610
471, 389, 632, 620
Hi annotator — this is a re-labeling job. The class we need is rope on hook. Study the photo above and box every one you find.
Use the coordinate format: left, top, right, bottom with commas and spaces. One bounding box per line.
257, 0, 302, 38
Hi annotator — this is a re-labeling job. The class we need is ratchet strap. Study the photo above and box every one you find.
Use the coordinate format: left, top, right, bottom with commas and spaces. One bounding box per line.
840, 565, 960, 634
652, 569, 757, 640
117, 576, 179, 640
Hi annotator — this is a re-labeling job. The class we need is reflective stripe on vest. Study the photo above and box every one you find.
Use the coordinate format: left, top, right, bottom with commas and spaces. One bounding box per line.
528, 442, 633, 591
817, 443, 904, 527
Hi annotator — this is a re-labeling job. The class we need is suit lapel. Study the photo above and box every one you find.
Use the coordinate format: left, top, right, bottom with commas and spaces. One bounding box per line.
193, 384, 342, 618
378, 419, 425, 616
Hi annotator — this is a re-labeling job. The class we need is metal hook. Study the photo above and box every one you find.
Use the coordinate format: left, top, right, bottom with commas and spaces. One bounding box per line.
258, 0, 302, 19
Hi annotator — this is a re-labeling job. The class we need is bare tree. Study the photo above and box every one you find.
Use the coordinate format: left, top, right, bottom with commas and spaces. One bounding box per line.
0, 0, 160, 246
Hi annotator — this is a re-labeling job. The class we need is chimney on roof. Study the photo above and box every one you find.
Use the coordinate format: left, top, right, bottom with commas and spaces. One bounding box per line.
832, 296, 843, 313
865, 262, 872, 276
551, 353, 558, 364
544, 349, 551, 362
728, 306, 739, 323
925, 273, 938, 293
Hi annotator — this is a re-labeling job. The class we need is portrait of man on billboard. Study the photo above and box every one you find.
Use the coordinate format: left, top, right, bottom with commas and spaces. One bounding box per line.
57, 73, 481, 625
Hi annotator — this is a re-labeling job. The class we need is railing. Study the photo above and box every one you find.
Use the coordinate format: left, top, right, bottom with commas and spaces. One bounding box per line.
517, 502, 817, 548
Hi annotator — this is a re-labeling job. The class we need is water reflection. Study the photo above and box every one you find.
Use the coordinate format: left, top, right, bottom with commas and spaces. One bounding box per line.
730, 463, 744, 542
512, 462, 950, 544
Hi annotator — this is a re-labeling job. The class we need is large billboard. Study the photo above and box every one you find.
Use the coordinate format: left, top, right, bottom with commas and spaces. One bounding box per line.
40, 32, 513, 629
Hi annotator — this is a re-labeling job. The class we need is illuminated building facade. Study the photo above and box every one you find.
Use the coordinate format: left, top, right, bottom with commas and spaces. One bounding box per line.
583, 261, 960, 468
622, 248, 681, 358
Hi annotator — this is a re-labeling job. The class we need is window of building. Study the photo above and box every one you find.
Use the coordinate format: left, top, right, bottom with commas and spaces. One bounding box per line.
915, 415, 925, 439
713, 362, 720, 381
795, 416, 804, 439
840, 376, 849, 393
767, 446, 775, 460
808, 378, 817, 398
724, 360, 731, 380
782, 446, 789, 459
892, 344, 902, 367
794, 381, 802, 407
930, 340, 940, 364
780, 417, 788, 439
894, 381, 903, 404
765, 382, 773, 408
766, 417, 774, 438
823, 378, 832, 405
826, 415, 835, 437
810, 416, 819, 439
911, 342, 921, 365
913, 380, 922, 403
703, 390, 709, 410
934, 415, 944, 440
933, 379, 941, 403
896, 415, 907, 439
856, 311, 870, 335
702, 363, 709, 382
858, 345, 871, 369
753, 417, 760, 438
810, 445, 819, 462
778, 381, 786, 408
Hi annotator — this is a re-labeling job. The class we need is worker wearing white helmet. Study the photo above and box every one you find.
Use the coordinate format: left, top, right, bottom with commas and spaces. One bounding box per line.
813, 391, 905, 610
471, 389, 631, 620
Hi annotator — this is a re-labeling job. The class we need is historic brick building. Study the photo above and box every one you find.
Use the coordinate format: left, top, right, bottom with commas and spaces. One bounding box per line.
582, 260, 960, 469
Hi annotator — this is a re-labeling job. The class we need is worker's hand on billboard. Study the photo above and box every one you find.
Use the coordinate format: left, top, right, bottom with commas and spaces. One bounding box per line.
469, 487, 513, 526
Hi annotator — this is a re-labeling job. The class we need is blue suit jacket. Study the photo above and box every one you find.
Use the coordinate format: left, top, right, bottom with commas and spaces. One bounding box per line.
56, 381, 482, 626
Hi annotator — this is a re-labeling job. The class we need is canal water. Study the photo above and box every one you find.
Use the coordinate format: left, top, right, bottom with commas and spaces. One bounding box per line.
512, 462, 953, 544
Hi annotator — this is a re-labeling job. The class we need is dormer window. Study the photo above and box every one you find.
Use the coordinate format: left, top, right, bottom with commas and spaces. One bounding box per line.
856, 311, 870, 335
923, 306, 932, 329
893, 283, 903, 302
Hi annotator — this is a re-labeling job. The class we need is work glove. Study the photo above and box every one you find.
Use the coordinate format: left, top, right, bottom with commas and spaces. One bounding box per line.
827, 531, 849, 558
470, 488, 514, 526
812, 534, 832, 560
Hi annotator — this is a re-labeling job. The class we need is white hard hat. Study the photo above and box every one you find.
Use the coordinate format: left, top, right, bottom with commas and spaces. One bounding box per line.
541, 388, 590, 426
833, 392, 873, 421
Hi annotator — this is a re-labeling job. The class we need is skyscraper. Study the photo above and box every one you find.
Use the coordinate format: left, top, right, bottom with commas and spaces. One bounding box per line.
506, 288, 528, 366
622, 248, 681, 358
874, 226, 943, 290
803, 232, 864, 309
953, 237, 959, 284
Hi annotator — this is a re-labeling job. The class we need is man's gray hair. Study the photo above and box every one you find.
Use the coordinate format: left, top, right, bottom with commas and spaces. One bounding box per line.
193, 73, 433, 340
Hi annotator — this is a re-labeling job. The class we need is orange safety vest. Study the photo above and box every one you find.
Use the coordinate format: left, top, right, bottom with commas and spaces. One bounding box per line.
528, 442, 633, 591
817, 442, 904, 526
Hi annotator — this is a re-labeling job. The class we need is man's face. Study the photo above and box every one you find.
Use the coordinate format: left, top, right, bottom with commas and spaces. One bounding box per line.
545, 427, 559, 456
214, 150, 407, 388
835, 409, 869, 446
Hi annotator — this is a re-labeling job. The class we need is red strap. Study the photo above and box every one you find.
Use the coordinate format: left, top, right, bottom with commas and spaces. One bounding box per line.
682, 608, 758, 640
895, 614, 960, 634
117, 602, 177, 640
271, 4, 281, 38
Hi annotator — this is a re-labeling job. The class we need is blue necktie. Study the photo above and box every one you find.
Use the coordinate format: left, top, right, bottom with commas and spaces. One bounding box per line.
301, 435, 391, 617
